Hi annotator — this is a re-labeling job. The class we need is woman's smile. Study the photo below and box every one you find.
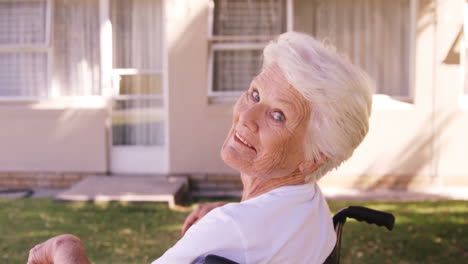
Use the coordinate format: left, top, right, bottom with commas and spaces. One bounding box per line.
234, 131, 256, 152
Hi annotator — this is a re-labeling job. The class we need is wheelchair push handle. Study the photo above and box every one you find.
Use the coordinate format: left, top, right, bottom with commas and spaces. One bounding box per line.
334, 206, 395, 231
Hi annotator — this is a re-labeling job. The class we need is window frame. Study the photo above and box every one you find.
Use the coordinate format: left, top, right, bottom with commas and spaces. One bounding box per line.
207, 0, 293, 101
0, 0, 53, 101
208, 42, 266, 98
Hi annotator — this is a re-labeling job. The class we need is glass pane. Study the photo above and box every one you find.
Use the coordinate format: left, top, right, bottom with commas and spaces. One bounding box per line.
119, 74, 162, 95
213, 49, 262, 92
0, 0, 47, 45
52, 0, 101, 96
111, 0, 162, 70
112, 99, 164, 146
294, 0, 411, 97
0, 52, 48, 97
213, 0, 286, 36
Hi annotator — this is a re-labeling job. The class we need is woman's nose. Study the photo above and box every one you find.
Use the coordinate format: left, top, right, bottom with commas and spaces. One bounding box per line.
238, 104, 261, 133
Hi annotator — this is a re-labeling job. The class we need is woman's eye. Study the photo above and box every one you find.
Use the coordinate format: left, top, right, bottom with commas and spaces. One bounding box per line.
251, 90, 260, 102
272, 111, 286, 122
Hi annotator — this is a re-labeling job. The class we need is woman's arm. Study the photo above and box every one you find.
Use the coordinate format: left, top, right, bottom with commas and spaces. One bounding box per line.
28, 234, 91, 264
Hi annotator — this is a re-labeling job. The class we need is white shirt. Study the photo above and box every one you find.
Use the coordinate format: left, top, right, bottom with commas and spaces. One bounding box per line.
152, 183, 336, 264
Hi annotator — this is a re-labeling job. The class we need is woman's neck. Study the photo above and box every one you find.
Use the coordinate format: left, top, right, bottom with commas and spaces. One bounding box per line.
240, 171, 306, 201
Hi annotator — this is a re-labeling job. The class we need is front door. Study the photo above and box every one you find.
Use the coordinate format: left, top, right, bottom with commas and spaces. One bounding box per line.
109, 0, 166, 174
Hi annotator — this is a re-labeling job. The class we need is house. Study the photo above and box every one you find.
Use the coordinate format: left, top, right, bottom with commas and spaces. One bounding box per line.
0, 0, 466, 195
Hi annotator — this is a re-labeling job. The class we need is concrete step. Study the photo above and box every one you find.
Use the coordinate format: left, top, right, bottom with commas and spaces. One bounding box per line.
55, 175, 188, 207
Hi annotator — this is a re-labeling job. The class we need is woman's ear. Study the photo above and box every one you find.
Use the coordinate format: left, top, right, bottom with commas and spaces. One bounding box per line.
298, 154, 328, 174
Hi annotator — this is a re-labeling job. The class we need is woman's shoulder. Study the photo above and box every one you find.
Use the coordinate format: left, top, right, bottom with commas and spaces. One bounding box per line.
214, 184, 318, 219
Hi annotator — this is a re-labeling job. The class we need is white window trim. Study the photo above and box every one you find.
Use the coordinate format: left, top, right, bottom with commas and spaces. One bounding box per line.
207, 0, 293, 102
99, 0, 113, 98
0, 0, 53, 101
112, 69, 163, 75
372, 94, 414, 110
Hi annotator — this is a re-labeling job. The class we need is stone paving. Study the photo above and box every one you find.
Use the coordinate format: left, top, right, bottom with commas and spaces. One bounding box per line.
54, 175, 188, 208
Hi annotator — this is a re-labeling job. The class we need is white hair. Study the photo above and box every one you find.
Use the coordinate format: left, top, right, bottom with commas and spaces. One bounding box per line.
262, 32, 374, 182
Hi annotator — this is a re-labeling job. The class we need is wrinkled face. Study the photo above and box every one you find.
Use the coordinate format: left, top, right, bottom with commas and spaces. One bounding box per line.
221, 64, 311, 178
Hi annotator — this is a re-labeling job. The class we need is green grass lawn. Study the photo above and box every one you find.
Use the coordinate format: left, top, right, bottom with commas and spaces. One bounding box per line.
1, 198, 467, 264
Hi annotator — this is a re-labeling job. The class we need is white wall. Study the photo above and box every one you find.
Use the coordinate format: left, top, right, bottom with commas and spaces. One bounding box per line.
0, 101, 107, 172
166, 0, 237, 174
433, 0, 467, 187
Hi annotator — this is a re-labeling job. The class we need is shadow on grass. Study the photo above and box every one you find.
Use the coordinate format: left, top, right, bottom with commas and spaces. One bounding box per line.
329, 200, 468, 264
1, 199, 467, 264
0, 198, 190, 264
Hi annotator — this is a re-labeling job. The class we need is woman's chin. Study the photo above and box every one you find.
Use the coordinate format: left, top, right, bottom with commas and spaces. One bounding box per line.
221, 147, 238, 170
221, 145, 249, 172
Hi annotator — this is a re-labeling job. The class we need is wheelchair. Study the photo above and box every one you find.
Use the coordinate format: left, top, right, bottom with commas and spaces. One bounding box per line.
199, 206, 395, 264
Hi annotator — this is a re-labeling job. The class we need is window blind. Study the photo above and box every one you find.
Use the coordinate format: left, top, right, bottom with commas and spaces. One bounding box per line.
294, 0, 412, 97
211, 0, 286, 93
0, 0, 48, 97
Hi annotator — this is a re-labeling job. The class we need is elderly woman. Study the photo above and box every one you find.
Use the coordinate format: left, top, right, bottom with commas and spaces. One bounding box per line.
28, 31, 372, 264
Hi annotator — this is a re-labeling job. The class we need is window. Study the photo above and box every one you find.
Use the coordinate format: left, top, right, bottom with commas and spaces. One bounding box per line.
294, 0, 413, 98
208, 0, 291, 97
209, 0, 415, 99
0, 0, 101, 99
0, 0, 51, 98
110, 0, 164, 146
52, 0, 101, 97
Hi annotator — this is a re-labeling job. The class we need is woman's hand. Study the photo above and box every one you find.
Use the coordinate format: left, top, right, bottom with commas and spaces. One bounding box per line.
28, 234, 91, 264
181, 202, 227, 236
